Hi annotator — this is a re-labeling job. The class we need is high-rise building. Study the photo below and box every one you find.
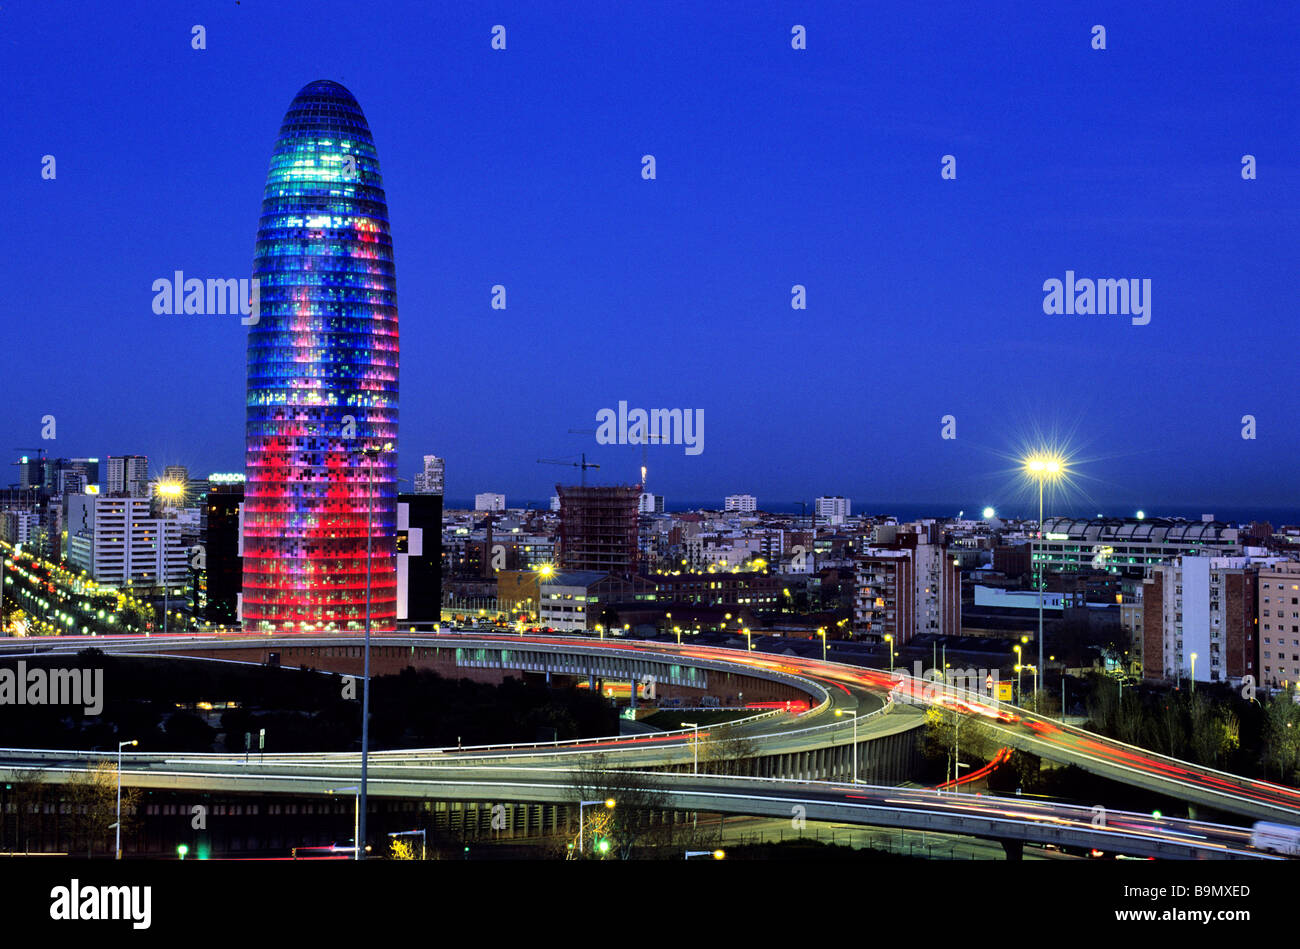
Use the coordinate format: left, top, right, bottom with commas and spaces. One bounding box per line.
474, 493, 505, 512
1142, 555, 1260, 684
1258, 561, 1300, 688
854, 528, 960, 644
414, 455, 445, 495
815, 495, 850, 526
66, 495, 186, 589
199, 478, 244, 627
639, 493, 664, 514
162, 465, 189, 486
397, 493, 442, 626
556, 484, 640, 577
106, 455, 149, 497
242, 80, 399, 632
724, 494, 757, 514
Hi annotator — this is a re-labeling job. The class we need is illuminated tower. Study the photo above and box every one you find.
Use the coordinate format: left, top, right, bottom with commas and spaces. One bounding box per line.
242, 80, 398, 632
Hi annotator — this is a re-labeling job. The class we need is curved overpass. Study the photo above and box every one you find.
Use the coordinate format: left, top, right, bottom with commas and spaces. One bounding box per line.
0, 749, 1271, 860
0, 631, 1296, 852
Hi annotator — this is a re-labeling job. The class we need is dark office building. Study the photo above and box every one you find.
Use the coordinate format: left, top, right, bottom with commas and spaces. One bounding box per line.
200, 481, 244, 627
398, 493, 442, 627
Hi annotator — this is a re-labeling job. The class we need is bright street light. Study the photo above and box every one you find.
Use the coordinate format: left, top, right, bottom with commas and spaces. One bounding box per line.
1022, 451, 1066, 702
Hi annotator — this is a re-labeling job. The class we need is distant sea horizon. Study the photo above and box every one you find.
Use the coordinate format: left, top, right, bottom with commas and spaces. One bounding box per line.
443, 499, 1300, 527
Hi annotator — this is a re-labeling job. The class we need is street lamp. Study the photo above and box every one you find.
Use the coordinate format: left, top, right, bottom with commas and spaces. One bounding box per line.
742, 627, 753, 651
328, 786, 361, 860
685, 850, 725, 859
1023, 452, 1065, 702
388, 828, 427, 860
578, 798, 615, 854
352, 441, 391, 861
114, 739, 137, 859
817, 627, 827, 662
1190, 652, 1198, 694
682, 722, 700, 774
883, 633, 894, 673
836, 708, 859, 783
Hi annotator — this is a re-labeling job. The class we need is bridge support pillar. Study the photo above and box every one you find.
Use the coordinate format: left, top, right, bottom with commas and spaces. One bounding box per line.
1000, 839, 1023, 861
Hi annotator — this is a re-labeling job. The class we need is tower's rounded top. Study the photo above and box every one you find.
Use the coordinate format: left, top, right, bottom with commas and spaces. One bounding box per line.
293, 79, 360, 105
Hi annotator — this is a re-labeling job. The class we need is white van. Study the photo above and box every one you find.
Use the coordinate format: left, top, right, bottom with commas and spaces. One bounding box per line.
1251, 822, 1300, 856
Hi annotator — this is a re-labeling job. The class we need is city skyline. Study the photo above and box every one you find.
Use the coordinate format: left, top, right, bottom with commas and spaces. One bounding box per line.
4, 2, 1297, 507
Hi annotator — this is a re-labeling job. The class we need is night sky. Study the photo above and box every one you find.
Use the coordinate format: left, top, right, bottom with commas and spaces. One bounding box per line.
5, 1, 1297, 512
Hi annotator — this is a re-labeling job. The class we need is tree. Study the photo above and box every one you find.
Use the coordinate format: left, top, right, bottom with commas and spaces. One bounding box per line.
700, 724, 759, 777
5, 769, 46, 854
389, 838, 415, 860
569, 752, 670, 860
1262, 687, 1300, 781
919, 705, 998, 784
67, 760, 141, 858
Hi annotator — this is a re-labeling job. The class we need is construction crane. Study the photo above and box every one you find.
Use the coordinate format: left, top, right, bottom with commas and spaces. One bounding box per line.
537, 453, 600, 487
568, 428, 659, 488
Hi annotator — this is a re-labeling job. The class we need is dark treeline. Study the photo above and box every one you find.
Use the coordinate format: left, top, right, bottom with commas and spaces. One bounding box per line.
0, 650, 616, 753
1080, 673, 1300, 785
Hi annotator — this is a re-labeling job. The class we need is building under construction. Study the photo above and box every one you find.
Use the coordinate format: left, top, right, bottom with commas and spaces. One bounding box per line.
556, 484, 641, 577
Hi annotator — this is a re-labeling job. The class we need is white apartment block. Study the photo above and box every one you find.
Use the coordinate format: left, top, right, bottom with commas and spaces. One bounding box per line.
474, 492, 506, 512
724, 494, 757, 514
816, 496, 850, 526
639, 493, 665, 514
65, 494, 186, 589
414, 455, 445, 495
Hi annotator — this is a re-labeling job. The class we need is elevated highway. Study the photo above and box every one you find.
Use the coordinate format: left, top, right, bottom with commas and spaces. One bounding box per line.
0, 631, 1296, 854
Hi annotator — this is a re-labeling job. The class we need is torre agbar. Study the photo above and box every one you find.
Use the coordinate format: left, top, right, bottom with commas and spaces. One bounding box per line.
242, 80, 398, 632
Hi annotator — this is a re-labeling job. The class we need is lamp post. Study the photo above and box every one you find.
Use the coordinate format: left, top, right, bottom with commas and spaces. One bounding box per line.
329, 786, 361, 859
1013, 644, 1022, 703
388, 828, 427, 860
685, 850, 725, 859
682, 721, 700, 774
883, 633, 894, 673
817, 627, 827, 662
353, 441, 390, 861
578, 798, 615, 854
1190, 652, 1198, 694
743, 627, 752, 651
836, 708, 859, 783
115, 739, 137, 859
1024, 453, 1064, 702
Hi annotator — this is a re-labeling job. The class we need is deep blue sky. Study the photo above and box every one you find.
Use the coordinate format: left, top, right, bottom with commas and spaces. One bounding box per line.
5, 1, 1297, 513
